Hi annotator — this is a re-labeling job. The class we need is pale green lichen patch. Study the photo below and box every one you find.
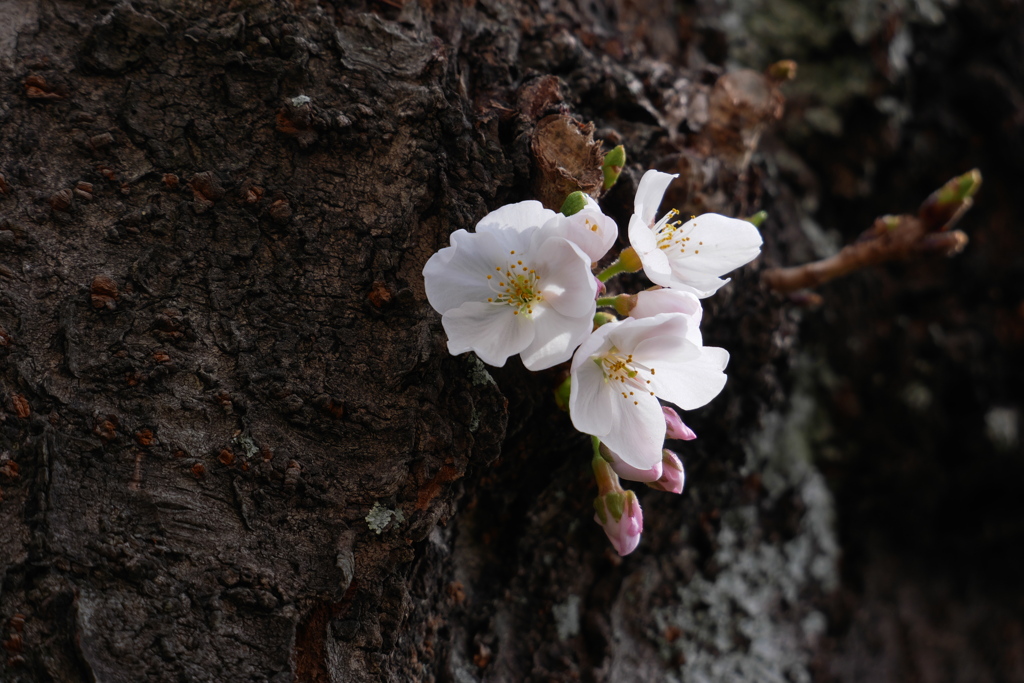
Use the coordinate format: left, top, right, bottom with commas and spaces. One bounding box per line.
366, 502, 406, 535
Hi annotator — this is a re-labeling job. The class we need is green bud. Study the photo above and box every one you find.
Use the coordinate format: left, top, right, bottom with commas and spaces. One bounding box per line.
746, 210, 768, 228
936, 168, 982, 205
602, 145, 626, 190
560, 191, 587, 217
593, 311, 617, 328
554, 376, 571, 412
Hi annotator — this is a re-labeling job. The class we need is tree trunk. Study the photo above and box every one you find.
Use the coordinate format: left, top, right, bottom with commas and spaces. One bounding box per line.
1, 1, 1022, 682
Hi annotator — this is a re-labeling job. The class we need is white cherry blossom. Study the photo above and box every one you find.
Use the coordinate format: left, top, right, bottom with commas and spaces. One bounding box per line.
569, 313, 728, 469
423, 201, 597, 370
628, 170, 763, 298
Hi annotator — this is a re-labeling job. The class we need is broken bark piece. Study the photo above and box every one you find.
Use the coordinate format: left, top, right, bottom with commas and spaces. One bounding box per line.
531, 115, 605, 210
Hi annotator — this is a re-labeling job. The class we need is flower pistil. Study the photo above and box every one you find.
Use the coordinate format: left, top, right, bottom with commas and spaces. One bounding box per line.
486, 250, 543, 317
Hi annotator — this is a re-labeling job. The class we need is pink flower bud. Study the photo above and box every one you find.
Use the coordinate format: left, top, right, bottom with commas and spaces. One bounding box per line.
594, 276, 607, 297
594, 489, 643, 556
662, 406, 696, 441
647, 449, 686, 494
600, 443, 662, 482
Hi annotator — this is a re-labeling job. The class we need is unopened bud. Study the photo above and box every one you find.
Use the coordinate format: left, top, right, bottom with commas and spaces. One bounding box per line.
593, 311, 617, 328
602, 145, 626, 191
647, 449, 685, 494
594, 489, 643, 556
919, 168, 982, 232
662, 407, 696, 441
560, 191, 588, 217
746, 210, 768, 228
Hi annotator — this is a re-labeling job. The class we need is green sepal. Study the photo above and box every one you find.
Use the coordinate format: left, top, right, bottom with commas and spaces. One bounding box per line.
560, 191, 587, 217
604, 491, 625, 521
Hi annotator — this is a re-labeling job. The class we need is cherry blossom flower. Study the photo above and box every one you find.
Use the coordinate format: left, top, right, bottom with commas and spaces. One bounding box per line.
647, 449, 686, 494
542, 194, 619, 263
569, 313, 728, 469
628, 170, 763, 298
423, 201, 597, 370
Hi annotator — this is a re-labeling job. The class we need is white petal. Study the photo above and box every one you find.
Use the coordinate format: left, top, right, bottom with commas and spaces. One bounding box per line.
672, 214, 762, 279
630, 290, 703, 346
476, 200, 555, 235
634, 170, 677, 226
541, 208, 619, 262
424, 229, 528, 313
649, 345, 729, 410
607, 314, 691, 356
611, 457, 663, 483
442, 301, 535, 367
598, 390, 665, 469
569, 359, 618, 439
666, 277, 731, 299
534, 237, 597, 318
519, 305, 593, 371
627, 214, 658, 254
631, 331, 702, 368
628, 215, 675, 287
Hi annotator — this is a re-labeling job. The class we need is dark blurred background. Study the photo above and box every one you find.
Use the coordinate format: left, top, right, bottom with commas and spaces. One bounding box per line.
721, 0, 1024, 678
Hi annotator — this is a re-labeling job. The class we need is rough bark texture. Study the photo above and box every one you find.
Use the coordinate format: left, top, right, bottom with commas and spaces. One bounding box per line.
0, 1, 1021, 682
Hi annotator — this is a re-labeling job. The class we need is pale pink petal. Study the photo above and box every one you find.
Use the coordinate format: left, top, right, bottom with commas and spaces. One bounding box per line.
634, 170, 677, 226
648, 345, 729, 410
534, 238, 598, 319
631, 289, 702, 320
631, 290, 703, 346
671, 213, 763, 278
569, 358, 618, 440
476, 200, 556, 235
627, 214, 659, 253
666, 276, 731, 299
598, 390, 665, 469
424, 229, 532, 313
443, 301, 535, 367
519, 305, 593, 371
541, 202, 619, 262
609, 454, 663, 483
607, 314, 692, 357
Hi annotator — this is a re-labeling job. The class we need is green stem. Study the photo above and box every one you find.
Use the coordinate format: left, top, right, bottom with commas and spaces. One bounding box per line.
597, 260, 628, 282
595, 297, 618, 307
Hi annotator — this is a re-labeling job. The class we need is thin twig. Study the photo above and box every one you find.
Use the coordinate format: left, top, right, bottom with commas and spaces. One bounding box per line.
763, 170, 981, 294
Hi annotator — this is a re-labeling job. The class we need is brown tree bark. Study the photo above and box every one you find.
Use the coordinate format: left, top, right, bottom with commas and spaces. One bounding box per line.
2, 1, 1022, 682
